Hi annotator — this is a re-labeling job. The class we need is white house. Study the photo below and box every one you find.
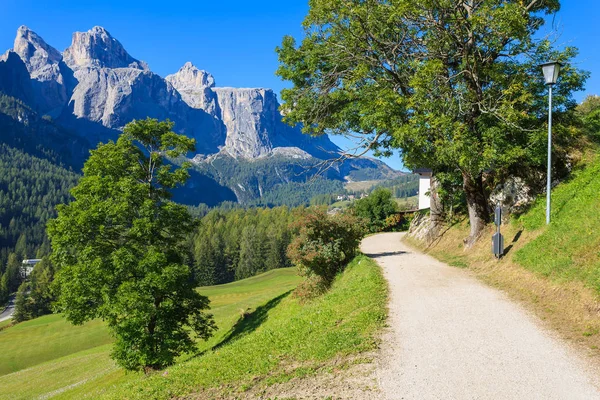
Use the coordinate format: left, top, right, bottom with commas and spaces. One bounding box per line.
414, 168, 433, 210
21, 259, 42, 278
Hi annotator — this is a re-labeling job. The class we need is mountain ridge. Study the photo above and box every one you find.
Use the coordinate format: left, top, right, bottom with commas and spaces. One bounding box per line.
0, 25, 401, 206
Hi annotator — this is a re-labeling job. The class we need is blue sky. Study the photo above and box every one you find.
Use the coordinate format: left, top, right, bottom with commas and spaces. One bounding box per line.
1, 0, 599, 170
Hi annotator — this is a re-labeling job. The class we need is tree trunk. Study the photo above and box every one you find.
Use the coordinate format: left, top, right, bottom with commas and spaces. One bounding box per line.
462, 172, 490, 247
429, 177, 445, 226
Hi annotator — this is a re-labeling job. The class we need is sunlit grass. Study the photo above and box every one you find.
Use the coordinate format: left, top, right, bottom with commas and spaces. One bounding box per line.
0, 268, 302, 399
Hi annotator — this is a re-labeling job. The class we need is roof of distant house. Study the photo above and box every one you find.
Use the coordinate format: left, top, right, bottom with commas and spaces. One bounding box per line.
413, 168, 433, 175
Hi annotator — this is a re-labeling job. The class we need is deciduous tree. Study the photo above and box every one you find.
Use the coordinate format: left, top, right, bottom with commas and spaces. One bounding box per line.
277, 0, 587, 245
48, 118, 215, 372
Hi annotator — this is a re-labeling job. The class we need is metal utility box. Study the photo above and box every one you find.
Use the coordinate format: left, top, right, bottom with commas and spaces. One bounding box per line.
494, 206, 502, 226
492, 232, 504, 258
492, 204, 504, 258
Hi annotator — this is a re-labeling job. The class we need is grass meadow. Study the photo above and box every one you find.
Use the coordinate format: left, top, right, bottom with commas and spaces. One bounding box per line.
0, 257, 386, 399
0, 267, 302, 399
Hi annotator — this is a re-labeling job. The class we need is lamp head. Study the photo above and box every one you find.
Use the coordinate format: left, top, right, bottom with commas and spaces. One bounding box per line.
540, 61, 562, 86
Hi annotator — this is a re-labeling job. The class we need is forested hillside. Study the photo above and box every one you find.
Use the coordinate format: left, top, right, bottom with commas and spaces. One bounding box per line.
371, 175, 419, 198
192, 153, 375, 205
0, 144, 79, 302
191, 207, 299, 285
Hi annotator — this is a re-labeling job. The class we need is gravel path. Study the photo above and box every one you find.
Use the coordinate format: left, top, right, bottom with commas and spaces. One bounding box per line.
361, 232, 600, 400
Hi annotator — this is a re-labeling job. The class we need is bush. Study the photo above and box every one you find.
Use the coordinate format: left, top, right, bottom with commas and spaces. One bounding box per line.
287, 209, 365, 287
352, 188, 398, 232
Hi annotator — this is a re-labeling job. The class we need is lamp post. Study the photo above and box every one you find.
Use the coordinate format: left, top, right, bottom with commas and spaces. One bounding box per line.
540, 61, 561, 225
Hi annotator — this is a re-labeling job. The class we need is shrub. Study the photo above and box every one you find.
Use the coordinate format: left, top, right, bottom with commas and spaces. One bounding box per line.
287, 209, 365, 287
352, 188, 398, 232
383, 213, 414, 232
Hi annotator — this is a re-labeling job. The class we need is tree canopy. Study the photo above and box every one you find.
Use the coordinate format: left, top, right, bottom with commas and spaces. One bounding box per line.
48, 118, 215, 371
277, 0, 588, 244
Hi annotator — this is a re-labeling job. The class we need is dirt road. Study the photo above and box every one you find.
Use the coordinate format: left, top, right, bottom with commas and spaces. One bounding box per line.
361, 232, 600, 400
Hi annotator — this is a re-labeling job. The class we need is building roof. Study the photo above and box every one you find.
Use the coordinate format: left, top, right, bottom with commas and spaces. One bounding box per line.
413, 168, 433, 175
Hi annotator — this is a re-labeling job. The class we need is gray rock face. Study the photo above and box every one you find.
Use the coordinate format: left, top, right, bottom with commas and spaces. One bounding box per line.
212, 87, 278, 158
0, 51, 34, 104
63, 26, 148, 71
68, 65, 223, 152
13, 25, 62, 72
489, 177, 535, 218
170, 71, 339, 159
0, 26, 396, 179
165, 62, 219, 114
12, 26, 69, 116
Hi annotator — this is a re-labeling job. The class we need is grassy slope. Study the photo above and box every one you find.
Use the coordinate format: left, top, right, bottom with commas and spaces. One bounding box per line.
0, 315, 111, 376
82, 255, 386, 399
395, 195, 418, 210
344, 180, 382, 192
0, 268, 302, 400
408, 150, 600, 353
513, 156, 600, 290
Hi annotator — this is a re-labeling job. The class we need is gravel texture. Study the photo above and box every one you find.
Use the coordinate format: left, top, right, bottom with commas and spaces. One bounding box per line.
361, 232, 600, 400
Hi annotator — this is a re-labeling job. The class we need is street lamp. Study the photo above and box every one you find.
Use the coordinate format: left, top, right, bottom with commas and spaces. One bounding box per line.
540, 61, 561, 225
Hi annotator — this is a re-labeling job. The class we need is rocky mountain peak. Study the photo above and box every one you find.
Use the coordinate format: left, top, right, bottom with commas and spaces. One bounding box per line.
166, 62, 218, 113
170, 62, 215, 88
13, 25, 62, 74
63, 26, 148, 70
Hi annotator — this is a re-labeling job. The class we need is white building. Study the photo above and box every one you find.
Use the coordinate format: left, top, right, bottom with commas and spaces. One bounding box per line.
21, 259, 42, 278
414, 169, 432, 210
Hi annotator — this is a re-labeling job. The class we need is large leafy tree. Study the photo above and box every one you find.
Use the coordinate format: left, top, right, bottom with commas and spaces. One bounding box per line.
277, 0, 587, 244
48, 118, 215, 372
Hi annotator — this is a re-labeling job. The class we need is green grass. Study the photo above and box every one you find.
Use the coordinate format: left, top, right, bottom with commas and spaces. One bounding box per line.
344, 180, 382, 192
395, 195, 418, 210
0, 319, 13, 329
330, 199, 352, 208
514, 153, 600, 291
79, 255, 386, 399
0, 267, 302, 400
0, 314, 111, 376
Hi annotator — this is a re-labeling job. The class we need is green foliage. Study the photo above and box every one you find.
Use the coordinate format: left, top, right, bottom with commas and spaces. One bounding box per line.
0, 95, 81, 301
352, 188, 398, 232
578, 95, 600, 142
192, 207, 295, 285
192, 153, 350, 207
0, 255, 385, 399
48, 118, 215, 371
288, 208, 365, 285
0, 253, 23, 304
249, 178, 345, 208
12, 258, 55, 322
0, 144, 79, 271
277, 0, 588, 238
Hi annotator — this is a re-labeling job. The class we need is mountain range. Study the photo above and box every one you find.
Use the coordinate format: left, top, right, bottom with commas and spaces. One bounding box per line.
0, 25, 400, 206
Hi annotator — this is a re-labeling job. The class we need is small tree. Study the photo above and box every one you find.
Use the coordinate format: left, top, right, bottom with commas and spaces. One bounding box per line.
353, 188, 398, 232
48, 118, 215, 372
288, 209, 365, 286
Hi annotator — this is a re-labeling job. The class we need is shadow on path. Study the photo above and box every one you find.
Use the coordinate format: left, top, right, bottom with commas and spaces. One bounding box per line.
363, 250, 409, 258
